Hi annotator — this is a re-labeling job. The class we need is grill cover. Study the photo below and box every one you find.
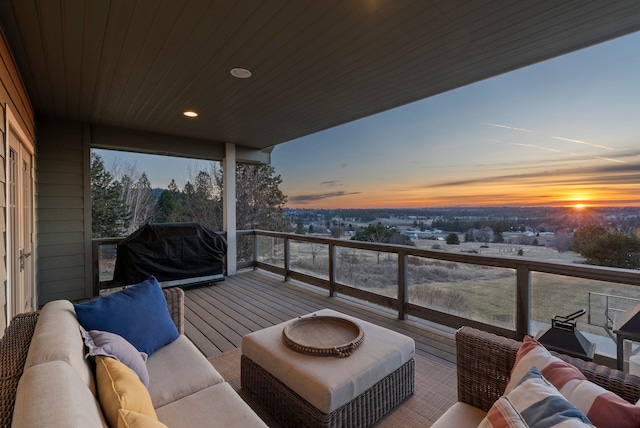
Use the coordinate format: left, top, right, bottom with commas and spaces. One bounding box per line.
114, 223, 227, 286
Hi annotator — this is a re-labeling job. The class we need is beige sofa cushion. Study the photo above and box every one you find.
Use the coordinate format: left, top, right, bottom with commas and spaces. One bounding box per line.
25, 300, 96, 394
430, 402, 487, 428
155, 382, 267, 428
12, 360, 107, 427
146, 335, 225, 408
242, 308, 415, 413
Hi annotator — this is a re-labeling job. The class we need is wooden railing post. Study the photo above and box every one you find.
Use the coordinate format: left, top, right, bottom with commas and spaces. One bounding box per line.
398, 251, 408, 320
516, 264, 531, 340
253, 231, 258, 270
92, 240, 100, 296
284, 237, 291, 281
329, 243, 336, 297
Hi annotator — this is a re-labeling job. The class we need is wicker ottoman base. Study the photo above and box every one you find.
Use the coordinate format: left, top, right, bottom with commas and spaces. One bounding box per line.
241, 354, 415, 428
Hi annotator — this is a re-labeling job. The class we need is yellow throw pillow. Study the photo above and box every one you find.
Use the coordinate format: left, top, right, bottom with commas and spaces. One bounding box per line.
118, 410, 168, 428
95, 356, 158, 428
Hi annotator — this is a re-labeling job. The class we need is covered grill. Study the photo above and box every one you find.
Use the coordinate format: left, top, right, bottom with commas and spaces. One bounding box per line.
114, 223, 227, 287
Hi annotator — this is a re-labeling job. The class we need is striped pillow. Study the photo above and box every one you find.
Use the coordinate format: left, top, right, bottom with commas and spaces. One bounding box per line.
479, 366, 593, 428
507, 336, 640, 428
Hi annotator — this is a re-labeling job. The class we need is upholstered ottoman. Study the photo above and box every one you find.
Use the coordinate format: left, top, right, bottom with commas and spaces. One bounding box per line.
241, 309, 415, 428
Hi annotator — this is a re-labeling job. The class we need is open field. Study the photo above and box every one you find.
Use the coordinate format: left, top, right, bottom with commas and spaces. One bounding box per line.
412, 237, 584, 264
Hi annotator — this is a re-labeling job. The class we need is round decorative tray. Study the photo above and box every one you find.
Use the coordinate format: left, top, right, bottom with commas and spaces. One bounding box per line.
282, 315, 365, 358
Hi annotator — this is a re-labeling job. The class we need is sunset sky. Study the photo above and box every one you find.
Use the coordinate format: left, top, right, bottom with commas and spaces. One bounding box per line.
97, 31, 640, 209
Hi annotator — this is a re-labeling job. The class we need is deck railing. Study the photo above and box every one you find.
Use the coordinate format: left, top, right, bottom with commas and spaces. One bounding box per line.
93, 230, 640, 348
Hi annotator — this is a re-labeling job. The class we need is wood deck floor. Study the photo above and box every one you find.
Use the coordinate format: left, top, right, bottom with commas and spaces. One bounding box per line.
183, 269, 457, 368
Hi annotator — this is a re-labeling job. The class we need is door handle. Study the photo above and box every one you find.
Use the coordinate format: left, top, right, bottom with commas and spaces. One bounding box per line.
19, 248, 31, 271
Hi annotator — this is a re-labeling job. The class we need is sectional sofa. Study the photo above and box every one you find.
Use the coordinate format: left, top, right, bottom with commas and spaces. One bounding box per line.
1, 279, 267, 427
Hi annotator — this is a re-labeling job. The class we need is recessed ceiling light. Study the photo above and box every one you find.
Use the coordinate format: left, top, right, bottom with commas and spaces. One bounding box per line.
230, 68, 252, 79
183, 110, 198, 118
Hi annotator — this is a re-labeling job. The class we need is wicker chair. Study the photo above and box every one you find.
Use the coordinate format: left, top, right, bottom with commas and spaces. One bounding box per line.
455, 326, 640, 412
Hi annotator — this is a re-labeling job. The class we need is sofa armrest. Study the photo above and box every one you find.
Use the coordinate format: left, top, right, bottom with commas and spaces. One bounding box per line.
162, 287, 184, 335
455, 326, 519, 412
0, 311, 39, 426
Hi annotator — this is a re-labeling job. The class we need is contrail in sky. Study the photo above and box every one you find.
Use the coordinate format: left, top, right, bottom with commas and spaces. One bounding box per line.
491, 139, 562, 153
485, 123, 533, 132
552, 136, 614, 150
596, 156, 631, 164
484, 123, 616, 151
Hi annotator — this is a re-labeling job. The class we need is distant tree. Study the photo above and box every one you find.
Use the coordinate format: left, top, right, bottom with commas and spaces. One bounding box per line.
108, 157, 155, 233
352, 223, 413, 263
120, 172, 155, 233
553, 228, 572, 253
182, 171, 222, 231
154, 186, 182, 223
573, 226, 640, 269
572, 225, 608, 254
446, 233, 460, 245
352, 224, 390, 243
295, 222, 306, 234
309, 242, 321, 265
330, 225, 343, 238
352, 223, 413, 246
91, 153, 130, 238
308, 224, 315, 234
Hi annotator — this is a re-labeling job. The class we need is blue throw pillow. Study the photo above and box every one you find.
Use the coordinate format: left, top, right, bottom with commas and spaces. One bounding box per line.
74, 276, 179, 356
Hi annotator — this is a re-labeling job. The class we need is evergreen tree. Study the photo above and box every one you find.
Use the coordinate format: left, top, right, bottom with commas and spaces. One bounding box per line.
446, 233, 460, 245
181, 171, 222, 231
233, 164, 290, 232
91, 154, 130, 238
154, 180, 183, 223
573, 226, 640, 269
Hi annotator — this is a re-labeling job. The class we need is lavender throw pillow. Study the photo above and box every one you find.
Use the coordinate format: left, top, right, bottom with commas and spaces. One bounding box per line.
80, 327, 150, 387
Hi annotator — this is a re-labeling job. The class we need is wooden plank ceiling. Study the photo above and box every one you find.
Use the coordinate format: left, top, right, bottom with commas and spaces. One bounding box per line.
1, 0, 639, 151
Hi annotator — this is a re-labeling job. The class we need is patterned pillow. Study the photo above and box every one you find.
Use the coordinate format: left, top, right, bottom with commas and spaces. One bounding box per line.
479, 366, 593, 427
507, 336, 640, 428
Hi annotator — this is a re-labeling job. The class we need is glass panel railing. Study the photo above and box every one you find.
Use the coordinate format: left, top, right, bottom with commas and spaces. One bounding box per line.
529, 273, 639, 358
334, 247, 398, 298
98, 243, 117, 282
407, 256, 516, 329
256, 235, 284, 268
236, 233, 254, 265
289, 240, 329, 280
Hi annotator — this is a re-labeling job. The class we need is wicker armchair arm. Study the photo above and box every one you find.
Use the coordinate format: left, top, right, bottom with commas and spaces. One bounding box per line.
455, 326, 520, 411
554, 352, 640, 404
456, 326, 640, 411
162, 287, 185, 335
0, 311, 39, 426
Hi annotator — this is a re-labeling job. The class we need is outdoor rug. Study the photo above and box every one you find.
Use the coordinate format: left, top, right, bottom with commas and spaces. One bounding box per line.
208, 348, 457, 427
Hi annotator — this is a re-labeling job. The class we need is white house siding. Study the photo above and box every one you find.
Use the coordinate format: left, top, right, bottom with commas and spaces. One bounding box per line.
0, 28, 35, 329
